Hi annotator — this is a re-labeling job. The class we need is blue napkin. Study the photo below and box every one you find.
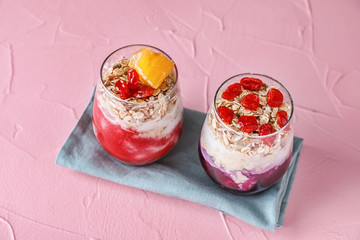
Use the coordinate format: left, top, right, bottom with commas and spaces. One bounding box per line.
56, 92, 303, 231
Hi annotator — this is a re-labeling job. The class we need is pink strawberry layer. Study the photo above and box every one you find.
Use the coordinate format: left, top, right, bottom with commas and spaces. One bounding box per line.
93, 95, 183, 165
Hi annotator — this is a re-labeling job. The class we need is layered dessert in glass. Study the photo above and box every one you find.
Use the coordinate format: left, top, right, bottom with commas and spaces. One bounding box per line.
93, 45, 183, 165
198, 74, 294, 194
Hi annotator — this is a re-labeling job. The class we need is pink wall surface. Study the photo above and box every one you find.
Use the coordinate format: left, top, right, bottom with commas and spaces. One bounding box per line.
1, 0, 360, 239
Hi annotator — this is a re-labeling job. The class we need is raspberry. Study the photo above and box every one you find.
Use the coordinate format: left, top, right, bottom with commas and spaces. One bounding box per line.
240, 77, 263, 90
259, 123, 276, 145
115, 80, 131, 99
276, 111, 288, 128
131, 85, 154, 98
221, 83, 242, 100
241, 94, 260, 111
238, 115, 258, 133
267, 88, 283, 107
127, 69, 140, 90
217, 106, 234, 124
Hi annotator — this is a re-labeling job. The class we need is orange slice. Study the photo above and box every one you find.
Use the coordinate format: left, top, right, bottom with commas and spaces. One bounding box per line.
128, 48, 175, 89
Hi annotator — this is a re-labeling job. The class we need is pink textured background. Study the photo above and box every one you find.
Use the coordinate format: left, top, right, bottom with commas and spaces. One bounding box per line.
1, 0, 359, 239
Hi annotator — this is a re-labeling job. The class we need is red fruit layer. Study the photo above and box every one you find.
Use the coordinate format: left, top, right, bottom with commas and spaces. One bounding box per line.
198, 142, 292, 194
198, 143, 255, 192
93, 96, 183, 165
256, 153, 292, 187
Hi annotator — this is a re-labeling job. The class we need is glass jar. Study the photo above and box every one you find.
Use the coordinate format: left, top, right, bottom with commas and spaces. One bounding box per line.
198, 73, 294, 194
93, 44, 183, 165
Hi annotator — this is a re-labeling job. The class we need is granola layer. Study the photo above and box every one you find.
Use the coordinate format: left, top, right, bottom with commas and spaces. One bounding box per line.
96, 81, 182, 138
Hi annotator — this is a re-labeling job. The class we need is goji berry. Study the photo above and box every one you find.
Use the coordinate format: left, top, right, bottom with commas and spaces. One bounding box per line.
131, 85, 154, 98
115, 80, 131, 99
127, 69, 140, 90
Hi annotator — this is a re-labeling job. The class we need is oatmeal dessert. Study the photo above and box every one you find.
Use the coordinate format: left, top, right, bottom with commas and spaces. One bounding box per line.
92, 45, 183, 165
198, 74, 293, 194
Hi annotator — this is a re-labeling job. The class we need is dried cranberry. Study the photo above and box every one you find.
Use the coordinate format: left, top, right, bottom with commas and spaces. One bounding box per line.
267, 88, 283, 107
259, 123, 275, 136
259, 123, 276, 145
222, 83, 242, 100
131, 85, 154, 98
241, 94, 260, 111
276, 111, 288, 128
115, 80, 131, 99
238, 115, 258, 133
127, 69, 140, 90
240, 77, 263, 90
217, 106, 234, 124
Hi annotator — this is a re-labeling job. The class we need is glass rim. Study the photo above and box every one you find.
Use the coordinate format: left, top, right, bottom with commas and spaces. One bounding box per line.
213, 73, 294, 138
99, 44, 179, 105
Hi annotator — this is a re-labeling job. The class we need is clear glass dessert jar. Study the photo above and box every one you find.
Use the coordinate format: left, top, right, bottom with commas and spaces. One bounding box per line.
93, 45, 183, 166
198, 73, 294, 194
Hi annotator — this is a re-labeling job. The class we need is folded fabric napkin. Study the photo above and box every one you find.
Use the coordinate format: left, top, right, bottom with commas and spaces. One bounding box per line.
56, 92, 303, 231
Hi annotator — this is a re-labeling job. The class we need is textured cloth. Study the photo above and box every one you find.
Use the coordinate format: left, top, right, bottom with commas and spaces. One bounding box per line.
56, 93, 303, 231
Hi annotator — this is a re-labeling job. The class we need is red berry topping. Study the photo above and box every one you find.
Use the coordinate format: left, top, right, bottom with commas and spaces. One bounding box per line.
131, 85, 154, 98
276, 111, 288, 128
217, 106, 234, 124
240, 77, 263, 90
241, 94, 260, 111
238, 115, 258, 133
222, 83, 242, 100
259, 123, 275, 136
259, 123, 276, 145
115, 80, 131, 99
127, 69, 140, 90
267, 88, 283, 107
